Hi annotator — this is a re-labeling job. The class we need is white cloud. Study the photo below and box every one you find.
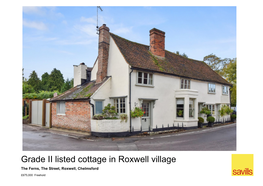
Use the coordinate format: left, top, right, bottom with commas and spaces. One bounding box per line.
62, 20, 67, 25
74, 24, 98, 38
80, 16, 97, 24
23, 20, 47, 30
23, 7, 45, 16
112, 26, 132, 34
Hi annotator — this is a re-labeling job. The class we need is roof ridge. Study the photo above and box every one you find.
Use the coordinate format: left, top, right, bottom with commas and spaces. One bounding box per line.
110, 32, 149, 48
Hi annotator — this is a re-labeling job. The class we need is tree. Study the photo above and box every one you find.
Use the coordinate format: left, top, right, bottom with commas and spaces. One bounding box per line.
60, 78, 73, 92
48, 68, 64, 92
23, 82, 35, 94
203, 54, 230, 77
175, 51, 188, 58
203, 54, 237, 106
224, 58, 236, 106
27, 70, 41, 92
41, 72, 50, 91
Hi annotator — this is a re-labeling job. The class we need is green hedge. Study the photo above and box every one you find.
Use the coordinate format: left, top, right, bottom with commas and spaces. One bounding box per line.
23, 91, 60, 99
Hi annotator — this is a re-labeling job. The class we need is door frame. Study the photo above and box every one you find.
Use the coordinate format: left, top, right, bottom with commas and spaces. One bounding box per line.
139, 98, 157, 132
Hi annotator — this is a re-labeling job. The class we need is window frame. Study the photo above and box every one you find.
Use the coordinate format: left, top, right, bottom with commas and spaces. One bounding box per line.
222, 85, 229, 95
208, 83, 216, 94
189, 98, 195, 118
57, 101, 65, 115
206, 104, 215, 115
180, 79, 191, 89
95, 100, 103, 114
137, 71, 153, 86
176, 98, 184, 118
113, 97, 126, 114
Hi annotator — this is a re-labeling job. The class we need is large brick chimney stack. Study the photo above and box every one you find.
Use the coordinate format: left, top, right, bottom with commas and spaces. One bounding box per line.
96, 24, 110, 83
149, 28, 165, 58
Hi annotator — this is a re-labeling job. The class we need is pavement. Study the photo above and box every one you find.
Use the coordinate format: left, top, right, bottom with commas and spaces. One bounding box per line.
25, 121, 236, 140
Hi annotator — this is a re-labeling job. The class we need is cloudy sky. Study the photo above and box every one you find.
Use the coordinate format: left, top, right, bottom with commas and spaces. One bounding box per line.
22, 6, 236, 80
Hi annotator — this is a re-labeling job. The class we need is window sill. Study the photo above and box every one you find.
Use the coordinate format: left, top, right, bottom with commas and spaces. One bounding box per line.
208, 92, 216, 94
222, 94, 229, 96
135, 84, 154, 88
57, 113, 66, 116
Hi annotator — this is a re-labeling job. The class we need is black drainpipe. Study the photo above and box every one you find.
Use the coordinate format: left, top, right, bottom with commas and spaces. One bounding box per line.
129, 68, 134, 133
88, 99, 95, 116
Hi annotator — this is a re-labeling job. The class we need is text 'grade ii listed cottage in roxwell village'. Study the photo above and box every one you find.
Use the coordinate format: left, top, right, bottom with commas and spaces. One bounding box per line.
50, 24, 232, 137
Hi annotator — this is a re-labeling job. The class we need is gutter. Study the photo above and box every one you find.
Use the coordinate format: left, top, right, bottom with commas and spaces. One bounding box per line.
129, 67, 134, 133
131, 67, 232, 87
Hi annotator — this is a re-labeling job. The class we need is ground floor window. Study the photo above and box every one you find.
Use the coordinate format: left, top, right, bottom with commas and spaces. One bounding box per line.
113, 98, 126, 113
95, 101, 103, 114
207, 104, 215, 115
189, 99, 195, 117
176, 98, 184, 118
57, 101, 65, 114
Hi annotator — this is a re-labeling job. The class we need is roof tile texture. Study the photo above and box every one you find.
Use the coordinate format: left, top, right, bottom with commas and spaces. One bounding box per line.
110, 32, 231, 86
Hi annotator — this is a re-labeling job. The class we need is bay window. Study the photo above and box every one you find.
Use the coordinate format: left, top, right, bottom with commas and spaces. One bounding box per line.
176, 98, 184, 118
189, 99, 195, 118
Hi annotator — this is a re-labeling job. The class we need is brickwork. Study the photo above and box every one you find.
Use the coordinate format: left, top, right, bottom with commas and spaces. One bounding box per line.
96, 24, 110, 83
150, 28, 165, 57
52, 101, 91, 132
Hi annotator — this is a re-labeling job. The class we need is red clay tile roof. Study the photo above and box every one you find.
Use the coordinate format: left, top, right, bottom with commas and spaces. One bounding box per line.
110, 33, 232, 86
50, 77, 110, 101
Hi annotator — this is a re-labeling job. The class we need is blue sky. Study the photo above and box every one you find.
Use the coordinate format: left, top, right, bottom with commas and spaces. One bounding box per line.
23, 6, 236, 81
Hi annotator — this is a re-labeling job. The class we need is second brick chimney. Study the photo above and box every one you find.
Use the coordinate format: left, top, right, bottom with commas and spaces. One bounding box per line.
96, 24, 110, 83
149, 28, 165, 58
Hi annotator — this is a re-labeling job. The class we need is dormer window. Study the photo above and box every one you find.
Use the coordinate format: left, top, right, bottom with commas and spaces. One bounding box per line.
181, 79, 190, 89
137, 72, 153, 85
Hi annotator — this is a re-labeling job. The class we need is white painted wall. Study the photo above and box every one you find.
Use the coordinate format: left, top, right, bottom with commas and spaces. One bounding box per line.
91, 119, 129, 133
89, 34, 231, 132
107, 36, 130, 98
90, 59, 98, 81
90, 36, 130, 118
74, 64, 87, 87
130, 71, 231, 129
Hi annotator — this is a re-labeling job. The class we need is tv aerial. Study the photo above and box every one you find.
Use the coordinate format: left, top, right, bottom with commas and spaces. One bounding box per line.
96, 6, 103, 34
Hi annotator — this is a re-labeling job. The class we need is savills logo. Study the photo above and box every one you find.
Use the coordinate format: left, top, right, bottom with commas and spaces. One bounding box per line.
232, 154, 254, 176
232, 168, 253, 175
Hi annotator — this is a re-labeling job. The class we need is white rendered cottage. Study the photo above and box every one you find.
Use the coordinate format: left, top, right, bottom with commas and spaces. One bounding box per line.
51, 24, 232, 137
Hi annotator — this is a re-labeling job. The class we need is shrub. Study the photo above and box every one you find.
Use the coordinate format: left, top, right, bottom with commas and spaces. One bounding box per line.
231, 114, 236, 120
198, 117, 204, 124
119, 114, 128, 122
200, 107, 211, 116
207, 116, 215, 123
130, 107, 144, 118
102, 104, 117, 119
93, 114, 104, 120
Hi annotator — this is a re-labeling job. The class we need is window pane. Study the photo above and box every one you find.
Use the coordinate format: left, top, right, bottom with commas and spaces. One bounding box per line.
143, 73, 148, 84
138, 72, 142, 84
95, 101, 103, 114
149, 74, 153, 85
176, 99, 184, 117
189, 99, 194, 117
57, 101, 65, 114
